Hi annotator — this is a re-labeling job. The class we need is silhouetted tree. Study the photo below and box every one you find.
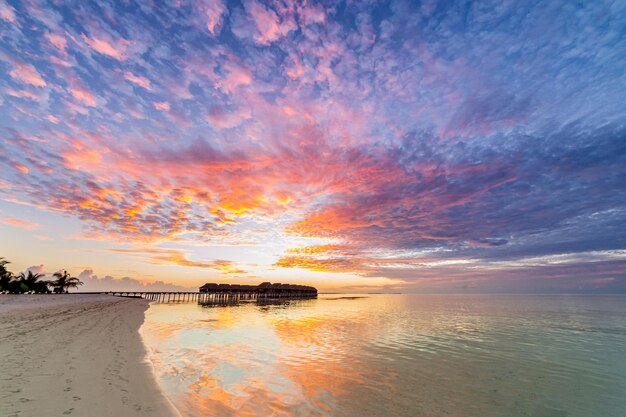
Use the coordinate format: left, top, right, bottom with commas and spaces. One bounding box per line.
49, 270, 83, 293
0, 257, 15, 292
16, 271, 49, 293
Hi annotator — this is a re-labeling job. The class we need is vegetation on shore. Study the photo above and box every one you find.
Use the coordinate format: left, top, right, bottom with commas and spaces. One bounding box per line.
0, 257, 83, 294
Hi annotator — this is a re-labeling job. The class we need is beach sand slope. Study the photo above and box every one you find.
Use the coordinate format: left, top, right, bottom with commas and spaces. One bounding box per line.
0, 295, 179, 417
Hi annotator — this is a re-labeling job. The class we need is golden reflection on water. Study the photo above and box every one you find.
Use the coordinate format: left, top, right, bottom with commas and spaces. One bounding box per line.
141, 294, 626, 417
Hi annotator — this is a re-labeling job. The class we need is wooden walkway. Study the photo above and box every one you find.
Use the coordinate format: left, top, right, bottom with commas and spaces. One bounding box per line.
104, 291, 202, 303
78, 282, 318, 304
101, 291, 291, 303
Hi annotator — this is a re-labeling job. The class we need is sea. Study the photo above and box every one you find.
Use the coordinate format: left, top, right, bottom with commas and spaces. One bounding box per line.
140, 294, 626, 417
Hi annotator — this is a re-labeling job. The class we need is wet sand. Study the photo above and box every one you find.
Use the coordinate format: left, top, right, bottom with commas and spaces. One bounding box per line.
0, 294, 180, 417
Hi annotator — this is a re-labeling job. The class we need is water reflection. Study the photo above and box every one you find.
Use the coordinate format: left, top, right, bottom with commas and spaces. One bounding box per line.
141, 294, 626, 417
199, 297, 316, 308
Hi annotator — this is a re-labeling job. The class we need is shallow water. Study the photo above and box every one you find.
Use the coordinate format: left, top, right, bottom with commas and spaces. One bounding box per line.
141, 294, 626, 417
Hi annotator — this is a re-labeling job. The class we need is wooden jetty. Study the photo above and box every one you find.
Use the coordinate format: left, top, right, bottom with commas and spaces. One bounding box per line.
92, 282, 318, 304
97, 291, 201, 302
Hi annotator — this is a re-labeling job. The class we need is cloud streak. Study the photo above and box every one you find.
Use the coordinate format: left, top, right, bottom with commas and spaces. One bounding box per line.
109, 248, 248, 275
0, 216, 40, 230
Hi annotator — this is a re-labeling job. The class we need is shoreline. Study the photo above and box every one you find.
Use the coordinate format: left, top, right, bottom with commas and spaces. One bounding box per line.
139, 303, 184, 417
0, 294, 180, 417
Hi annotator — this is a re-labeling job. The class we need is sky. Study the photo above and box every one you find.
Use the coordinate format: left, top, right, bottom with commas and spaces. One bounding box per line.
0, 0, 625, 293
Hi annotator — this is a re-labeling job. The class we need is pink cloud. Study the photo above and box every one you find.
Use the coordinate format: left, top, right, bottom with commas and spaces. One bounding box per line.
5, 87, 40, 101
0, 216, 40, 230
9, 62, 46, 87
49, 56, 73, 67
81, 34, 128, 60
26, 264, 45, 275
45, 32, 68, 53
217, 60, 252, 93
154, 101, 170, 111
0, 0, 17, 23
298, 3, 326, 25
70, 87, 96, 107
64, 99, 90, 115
124, 71, 153, 90
203, 0, 227, 34
246, 0, 296, 44
68, 78, 97, 107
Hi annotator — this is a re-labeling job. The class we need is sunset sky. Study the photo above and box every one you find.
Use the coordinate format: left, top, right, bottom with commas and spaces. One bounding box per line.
0, 0, 624, 292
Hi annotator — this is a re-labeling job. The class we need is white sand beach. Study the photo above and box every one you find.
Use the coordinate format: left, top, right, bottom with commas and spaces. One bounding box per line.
0, 295, 180, 417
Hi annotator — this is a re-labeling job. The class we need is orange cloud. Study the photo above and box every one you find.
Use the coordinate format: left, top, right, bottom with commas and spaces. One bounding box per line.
13, 163, 29, 174
109, 248, 248, 274
62, 147, 102, 170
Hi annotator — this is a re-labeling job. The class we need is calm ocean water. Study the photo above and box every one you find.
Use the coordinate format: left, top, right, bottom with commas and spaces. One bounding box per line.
140, 294, 626, 417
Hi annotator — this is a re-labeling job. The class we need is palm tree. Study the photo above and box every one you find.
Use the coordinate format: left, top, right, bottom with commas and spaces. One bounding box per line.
49, 270, 83, 293
0, 272, 15, 292
0, 257, 15, 292
16, 271, 49, 293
